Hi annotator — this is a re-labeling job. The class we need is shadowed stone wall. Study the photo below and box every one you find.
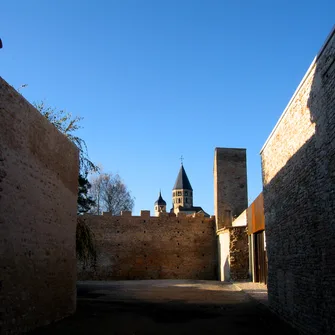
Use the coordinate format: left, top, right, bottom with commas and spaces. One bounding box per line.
78, 212, 217, 280
261, 28, 335, 334
0, 77, 79, 334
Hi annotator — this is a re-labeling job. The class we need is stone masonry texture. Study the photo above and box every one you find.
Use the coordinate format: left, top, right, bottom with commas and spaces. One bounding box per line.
0, 77, 79, 334
77, 213, 217, 280
214, 148, 248, 230
229, 227, 249, 281
261, 29, 335, 334
216, 226, 249, 282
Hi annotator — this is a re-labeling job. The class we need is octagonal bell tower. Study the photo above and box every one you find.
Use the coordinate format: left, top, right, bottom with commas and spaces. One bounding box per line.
172, 164, 193, 212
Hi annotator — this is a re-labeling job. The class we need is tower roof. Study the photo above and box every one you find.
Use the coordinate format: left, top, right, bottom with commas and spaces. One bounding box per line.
155, 191, 166, 205
173, 165, 193, 191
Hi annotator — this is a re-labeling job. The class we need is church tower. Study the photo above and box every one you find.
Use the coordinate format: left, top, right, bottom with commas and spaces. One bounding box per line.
172, 164, 193, 212
154, 191, 166, 216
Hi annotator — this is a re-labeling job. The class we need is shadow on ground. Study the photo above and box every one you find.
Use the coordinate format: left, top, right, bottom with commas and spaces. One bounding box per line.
30, 280, 297, 335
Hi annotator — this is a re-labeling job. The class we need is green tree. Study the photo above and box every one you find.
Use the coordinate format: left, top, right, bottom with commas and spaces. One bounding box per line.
78, 175, 96, 214
34, 101, 97, 174
34, 101, 97, 265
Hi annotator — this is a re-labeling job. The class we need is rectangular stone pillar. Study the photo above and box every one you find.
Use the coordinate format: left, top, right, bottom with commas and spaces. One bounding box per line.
214, 148, 248, 230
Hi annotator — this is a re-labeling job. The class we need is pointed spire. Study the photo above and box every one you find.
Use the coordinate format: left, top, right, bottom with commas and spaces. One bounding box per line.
173, 165, 193, 190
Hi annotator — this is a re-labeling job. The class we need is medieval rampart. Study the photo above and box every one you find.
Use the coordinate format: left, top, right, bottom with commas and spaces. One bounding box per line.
78, 211, 217, 280
0, 77, 79, 334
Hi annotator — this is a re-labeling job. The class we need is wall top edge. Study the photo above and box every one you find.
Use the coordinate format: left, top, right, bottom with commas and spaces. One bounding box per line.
215, 147, 246, 152
82, 213, 215, 221
0, 76, 80, 154
260, 25, 335, 154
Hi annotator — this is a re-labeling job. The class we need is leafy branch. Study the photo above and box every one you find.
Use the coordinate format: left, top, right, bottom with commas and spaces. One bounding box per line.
34, 101, 99, 175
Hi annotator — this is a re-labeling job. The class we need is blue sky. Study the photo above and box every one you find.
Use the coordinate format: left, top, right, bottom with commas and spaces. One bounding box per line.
1, 1, 334, 215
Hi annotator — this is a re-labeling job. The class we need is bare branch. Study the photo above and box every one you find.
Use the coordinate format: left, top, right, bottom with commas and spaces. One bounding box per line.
89, 172, 135, 215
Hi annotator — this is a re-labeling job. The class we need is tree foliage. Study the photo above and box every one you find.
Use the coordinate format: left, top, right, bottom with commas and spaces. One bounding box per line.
34, 101, 98, 175
34, 101, 97, 264
78, 175, 96, 214
89, 172, 135, 215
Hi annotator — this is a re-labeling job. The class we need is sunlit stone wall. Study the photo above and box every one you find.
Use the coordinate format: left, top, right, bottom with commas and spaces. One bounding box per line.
78, 211, 217, 280
0, 77, 79, 334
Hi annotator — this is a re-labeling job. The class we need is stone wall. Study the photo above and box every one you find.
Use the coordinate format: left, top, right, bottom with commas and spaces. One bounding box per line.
78, 212, 217, 280
229, 227, 249, 281
0, 77, 79, 334
214, 148, 248, 230
217, 226, 249, 281
261, 28, 335, 334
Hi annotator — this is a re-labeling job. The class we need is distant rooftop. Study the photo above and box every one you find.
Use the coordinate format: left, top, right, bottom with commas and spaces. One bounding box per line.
173, 165, 193, 191
155, 191, 166, 206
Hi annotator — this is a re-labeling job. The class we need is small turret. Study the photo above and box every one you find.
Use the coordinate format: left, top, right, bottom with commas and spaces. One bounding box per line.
154, 191, 167, 216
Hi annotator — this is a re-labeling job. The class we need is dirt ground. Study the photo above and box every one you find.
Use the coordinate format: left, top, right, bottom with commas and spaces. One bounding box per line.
30, 280, 297, 335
